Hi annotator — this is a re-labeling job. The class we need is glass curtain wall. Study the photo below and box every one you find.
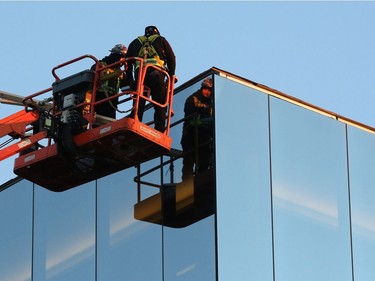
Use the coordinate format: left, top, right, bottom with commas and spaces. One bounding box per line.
3, 70, 375, 281
214, 73, 361, 281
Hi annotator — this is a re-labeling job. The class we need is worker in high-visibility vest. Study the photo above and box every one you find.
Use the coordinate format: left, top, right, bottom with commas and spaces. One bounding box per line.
125, 26, 176, 132
91, 44, 127, 119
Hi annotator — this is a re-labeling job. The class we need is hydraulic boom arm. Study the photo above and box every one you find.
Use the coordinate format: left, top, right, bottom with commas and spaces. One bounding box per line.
0, 92, 50, 161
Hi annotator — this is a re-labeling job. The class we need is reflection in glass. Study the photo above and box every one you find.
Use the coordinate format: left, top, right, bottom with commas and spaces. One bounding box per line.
33, 183, 96, 281
0, 180, 33, 281
169, 80, 203, 183
164, 77, 216, 281
348, 126, 375, 281
97, 165, 163, 281
270, 98, 352, 281
215, 76, 273, 280
164, 217, 216, 281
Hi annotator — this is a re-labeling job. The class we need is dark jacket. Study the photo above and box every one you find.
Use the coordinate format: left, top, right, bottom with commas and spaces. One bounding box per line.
92, 53, 127, 92
90, 53, 126, 118
100, 53, 124, 66
125, 35, 176, 81
183, 89, 213, 130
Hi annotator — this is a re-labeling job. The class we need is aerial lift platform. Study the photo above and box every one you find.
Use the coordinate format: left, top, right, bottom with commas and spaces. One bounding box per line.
0, 54, 175, 192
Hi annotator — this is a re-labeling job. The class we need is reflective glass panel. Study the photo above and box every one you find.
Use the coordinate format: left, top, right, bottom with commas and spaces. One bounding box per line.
33, 182, 96, 281
0, 180, 33, 281
347, 126, 375, 281
270, 97, 352, 281
164, 217, 216, 281
164, 78, 216, 281
215, 76, 273, 280
97, 164, 162, 281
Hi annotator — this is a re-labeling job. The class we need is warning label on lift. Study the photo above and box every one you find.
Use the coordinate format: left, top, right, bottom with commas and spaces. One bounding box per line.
17, 138, 32, 149
140, 125, 161, 139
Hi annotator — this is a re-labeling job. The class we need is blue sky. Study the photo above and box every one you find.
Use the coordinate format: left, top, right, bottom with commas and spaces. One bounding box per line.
1, 1, 375, 184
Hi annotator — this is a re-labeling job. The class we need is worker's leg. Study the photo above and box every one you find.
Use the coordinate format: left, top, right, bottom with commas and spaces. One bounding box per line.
95, 91, 117, 119
197, 139, 211, 173
146, 70, 167, 132
130, 70, 146, 122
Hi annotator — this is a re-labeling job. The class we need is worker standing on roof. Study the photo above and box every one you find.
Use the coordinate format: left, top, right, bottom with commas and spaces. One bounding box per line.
125, 25, 176, 132
180, 77, 214, 181
91, 44, 128, 119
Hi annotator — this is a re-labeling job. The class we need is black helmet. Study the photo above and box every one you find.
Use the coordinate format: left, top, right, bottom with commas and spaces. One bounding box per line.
145, 26, 160, 36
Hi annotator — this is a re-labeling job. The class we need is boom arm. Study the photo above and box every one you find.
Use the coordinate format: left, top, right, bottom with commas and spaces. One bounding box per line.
0, 130, 47, 161
0, 109, 40, 138
0, 91, 52, 162
0, 90, 26, 107
0, 109, 44, 161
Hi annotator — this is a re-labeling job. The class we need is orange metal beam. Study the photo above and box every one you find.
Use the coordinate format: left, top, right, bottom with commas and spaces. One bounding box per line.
0, 130, 47, 161
0, 109, 40, 138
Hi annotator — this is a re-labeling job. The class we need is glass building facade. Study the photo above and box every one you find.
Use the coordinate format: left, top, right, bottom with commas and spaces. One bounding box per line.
1, 68, 375, 281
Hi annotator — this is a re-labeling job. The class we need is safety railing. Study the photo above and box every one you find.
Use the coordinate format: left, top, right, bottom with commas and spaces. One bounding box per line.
124, 57, 175, 135
21, 54, 176, 143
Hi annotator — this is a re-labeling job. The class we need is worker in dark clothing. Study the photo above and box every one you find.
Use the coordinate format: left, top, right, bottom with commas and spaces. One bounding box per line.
92, 44, 128, 119
180, 77, 214, 181
125, 25, 176, 132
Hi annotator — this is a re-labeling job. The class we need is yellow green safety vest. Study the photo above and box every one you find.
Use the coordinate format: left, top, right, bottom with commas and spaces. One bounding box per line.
99, 61, 122, 94
136, 35, 165, 69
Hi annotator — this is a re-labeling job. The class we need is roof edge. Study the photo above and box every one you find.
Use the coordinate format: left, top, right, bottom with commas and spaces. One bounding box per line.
177, 67, 375, 134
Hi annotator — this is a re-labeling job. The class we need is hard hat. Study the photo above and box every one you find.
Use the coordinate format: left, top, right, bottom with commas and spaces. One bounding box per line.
145, 26, 160, 36
201, 77, 213, 89
109, 44, 127, 55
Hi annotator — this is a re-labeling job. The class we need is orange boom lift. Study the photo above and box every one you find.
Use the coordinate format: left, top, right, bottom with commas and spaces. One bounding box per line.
0, 54, 175, 192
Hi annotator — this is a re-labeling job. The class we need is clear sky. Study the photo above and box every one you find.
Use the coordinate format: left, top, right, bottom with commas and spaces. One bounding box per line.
1, 1, 375, 185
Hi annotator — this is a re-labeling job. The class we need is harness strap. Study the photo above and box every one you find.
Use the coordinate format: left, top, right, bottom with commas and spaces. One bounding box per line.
136, 35, 165, 69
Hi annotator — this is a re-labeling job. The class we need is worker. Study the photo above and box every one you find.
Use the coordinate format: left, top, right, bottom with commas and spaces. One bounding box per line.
92, 44, 128, 119
125, 25, 176, 132
180, 77, 214, 181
